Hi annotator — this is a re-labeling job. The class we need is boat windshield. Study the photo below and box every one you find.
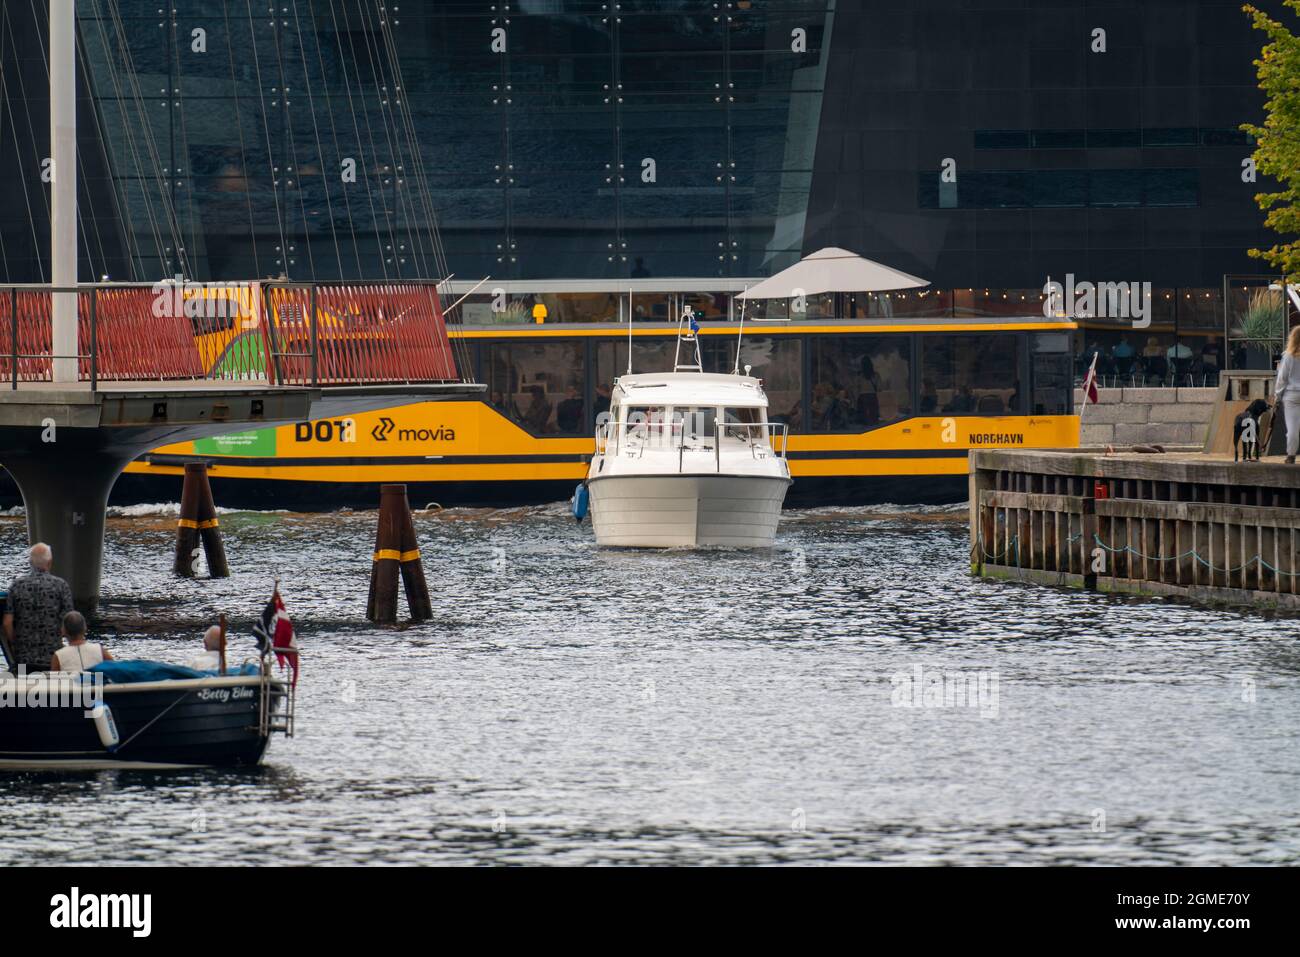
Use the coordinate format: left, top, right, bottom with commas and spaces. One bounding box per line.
674, 406, 717, 443
722, 406, 764, 441
624, 405, 666, 441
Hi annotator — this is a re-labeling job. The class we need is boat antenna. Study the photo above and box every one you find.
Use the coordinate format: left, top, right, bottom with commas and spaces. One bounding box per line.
733, 287, 750, 374
442, 276, 491, 319
626, 287, 634, 374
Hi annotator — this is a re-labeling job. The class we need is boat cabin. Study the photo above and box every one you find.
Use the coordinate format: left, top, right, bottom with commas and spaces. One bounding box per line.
601, 372, 784, 458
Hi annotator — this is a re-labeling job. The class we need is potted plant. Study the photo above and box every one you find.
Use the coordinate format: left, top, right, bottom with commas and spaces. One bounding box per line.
1231, 288, 1286, 369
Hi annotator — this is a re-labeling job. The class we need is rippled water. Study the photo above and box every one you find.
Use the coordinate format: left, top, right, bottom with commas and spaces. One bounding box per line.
0, 502, 1297, 865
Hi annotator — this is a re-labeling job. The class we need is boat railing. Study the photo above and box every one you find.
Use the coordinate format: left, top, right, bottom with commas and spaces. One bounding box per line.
713, 421, 789, 468
594, 420, 788, 472
596, 420, 683, 459
254, 650, 296, 739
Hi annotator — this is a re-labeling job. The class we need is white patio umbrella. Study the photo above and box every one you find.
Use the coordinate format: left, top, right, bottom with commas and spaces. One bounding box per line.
737, 247, 929, 299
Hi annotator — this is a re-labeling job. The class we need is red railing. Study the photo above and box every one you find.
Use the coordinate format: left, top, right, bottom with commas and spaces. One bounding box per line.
260, 281, 459, 386
0, 280, 463, 389
0, 285, 204, 385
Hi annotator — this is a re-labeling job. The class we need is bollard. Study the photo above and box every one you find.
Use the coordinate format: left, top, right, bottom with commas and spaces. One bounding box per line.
174, 463, 230, 578
366, 484, 432, 623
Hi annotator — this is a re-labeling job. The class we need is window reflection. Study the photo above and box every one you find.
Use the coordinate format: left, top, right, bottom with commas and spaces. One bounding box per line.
486, 341, 585, 435
809, 336, 911, 432
596, 340, 677, 385
702, 336, 803, 430
921, 334, 1023, 416
72, 2, 831, 283
1031, 333, 1072, 415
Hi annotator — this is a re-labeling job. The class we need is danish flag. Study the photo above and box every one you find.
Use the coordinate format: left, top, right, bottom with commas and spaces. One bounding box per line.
1082, 351, 1100, 405
252, 585, 298, 687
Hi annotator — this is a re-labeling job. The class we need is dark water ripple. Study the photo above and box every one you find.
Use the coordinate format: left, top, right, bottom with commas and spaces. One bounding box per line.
0, 503, 1297, 865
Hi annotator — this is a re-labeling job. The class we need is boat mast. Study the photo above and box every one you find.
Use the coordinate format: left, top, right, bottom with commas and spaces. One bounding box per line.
50, 0, 78, 383
733, 287, 749, 374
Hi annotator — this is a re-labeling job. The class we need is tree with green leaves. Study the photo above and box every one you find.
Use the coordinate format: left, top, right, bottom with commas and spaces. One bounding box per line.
1243, 1, 1300, 282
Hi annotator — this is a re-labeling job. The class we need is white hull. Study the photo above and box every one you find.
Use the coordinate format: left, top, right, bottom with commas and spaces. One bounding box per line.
588, 473, 790, 547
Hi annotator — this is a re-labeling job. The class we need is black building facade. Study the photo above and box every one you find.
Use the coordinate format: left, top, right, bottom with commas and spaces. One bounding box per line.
0, 0, 1286, 302
811, 0, 1278, 292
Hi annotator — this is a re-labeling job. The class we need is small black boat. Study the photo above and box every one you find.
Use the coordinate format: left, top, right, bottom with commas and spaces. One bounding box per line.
0, 666, 294, 770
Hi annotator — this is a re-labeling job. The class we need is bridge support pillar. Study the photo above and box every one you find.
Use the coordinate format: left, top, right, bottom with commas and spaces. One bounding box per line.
0, 380, 479, 618
2, 450, 131, 613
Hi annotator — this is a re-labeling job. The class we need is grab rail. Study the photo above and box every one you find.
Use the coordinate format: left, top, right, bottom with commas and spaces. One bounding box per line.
256, 650, 297, 738
594, 420, 788, 472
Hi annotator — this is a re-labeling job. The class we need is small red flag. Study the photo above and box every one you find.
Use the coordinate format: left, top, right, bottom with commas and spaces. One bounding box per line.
1082, 352, 1100, 405
253, 586, 299, 687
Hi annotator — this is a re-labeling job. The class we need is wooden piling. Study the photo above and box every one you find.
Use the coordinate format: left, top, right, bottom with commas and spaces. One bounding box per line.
366, 484, 432, 623
174, 462, 229, 578
971, 449, 1300, 610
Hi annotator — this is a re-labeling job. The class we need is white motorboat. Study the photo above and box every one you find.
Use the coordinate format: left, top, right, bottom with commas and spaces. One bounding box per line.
584, 310, 791, 547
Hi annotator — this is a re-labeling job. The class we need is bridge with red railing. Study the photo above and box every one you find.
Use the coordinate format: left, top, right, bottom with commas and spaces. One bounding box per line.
0, 280, 465, 388
0, 279, 480, 612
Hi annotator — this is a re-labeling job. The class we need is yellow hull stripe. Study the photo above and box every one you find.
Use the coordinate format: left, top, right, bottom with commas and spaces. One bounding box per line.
138, 460, 973, 483
129, 405, 1079, 485
373, 549, 421, 562
451, 321, 1075, 339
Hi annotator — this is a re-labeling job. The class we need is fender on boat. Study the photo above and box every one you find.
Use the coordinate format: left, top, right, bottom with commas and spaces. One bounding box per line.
572, 483, 590, 522
91, 703, 120, 750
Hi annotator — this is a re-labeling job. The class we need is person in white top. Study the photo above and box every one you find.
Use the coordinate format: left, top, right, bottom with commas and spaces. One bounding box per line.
1274, 326, 1300, 464
184, 625, 224, 672
50, 611, 113, 674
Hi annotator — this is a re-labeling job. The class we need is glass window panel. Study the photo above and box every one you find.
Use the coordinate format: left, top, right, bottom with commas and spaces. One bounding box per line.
809, 336, 911, 432
1143, 169, 1198, 207
1031, 170, 1088, 208
1090, 170, 1143, 207
974, 130, 1030, 149
486, 340, 585, 435
976, 171, 1029, 208
1031, 333, 1072, 415
1143, 127, 1198, 147
596, 339, 677, 385
922, 334, 1025, 415
702, 336, 803, 429
1031, 129, 1086, 149
1200, 128, 1251, 147
1087, 129, 1142, 148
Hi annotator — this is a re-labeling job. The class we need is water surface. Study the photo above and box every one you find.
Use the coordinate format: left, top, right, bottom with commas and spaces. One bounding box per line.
0, 503, 1296, 865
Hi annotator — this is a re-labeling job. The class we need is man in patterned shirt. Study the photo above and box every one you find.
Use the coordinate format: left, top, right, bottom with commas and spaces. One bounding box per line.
3, 543, 74, 671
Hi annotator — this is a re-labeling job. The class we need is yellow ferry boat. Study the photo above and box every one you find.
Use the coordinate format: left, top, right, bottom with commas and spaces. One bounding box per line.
107, 314, 1079, 507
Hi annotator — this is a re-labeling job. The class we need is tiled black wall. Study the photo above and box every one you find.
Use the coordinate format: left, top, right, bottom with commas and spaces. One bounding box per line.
805, 0, 1286, 289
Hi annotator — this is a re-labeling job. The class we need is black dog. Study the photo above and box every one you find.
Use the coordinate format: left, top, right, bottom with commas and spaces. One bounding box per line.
1234, 398, 1270, 462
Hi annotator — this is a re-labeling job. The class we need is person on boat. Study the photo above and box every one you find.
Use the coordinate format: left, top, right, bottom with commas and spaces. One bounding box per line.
523, 386, 552, 433
919, 378, 939, 414
943, 385, 976, 414
556, 386, 584, 433
50, 611, 112, 674
593, 383, 612, 424
811, 383, 834, 428
185, 625, 224, 671
3, 543, 75, 671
